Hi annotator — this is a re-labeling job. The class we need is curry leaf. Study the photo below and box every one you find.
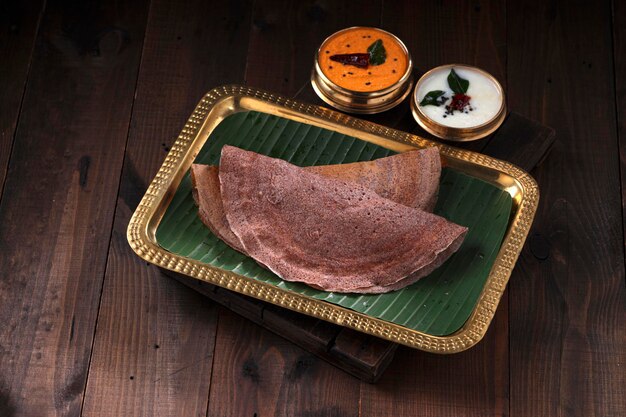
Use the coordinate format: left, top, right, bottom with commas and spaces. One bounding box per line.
367, 39, 386, 66
419, 90, 447, 106
447, 69, 469, 94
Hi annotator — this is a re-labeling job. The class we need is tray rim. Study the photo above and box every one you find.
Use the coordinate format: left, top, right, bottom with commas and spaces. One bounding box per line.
127, 85, 539, 353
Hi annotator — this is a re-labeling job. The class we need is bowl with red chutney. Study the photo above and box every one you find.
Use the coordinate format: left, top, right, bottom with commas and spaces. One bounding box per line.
311, 27, 413, 114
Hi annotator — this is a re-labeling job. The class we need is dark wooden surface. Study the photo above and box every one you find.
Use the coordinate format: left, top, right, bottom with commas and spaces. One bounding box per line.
167, 271, 399, 383
0, 1, 624, 416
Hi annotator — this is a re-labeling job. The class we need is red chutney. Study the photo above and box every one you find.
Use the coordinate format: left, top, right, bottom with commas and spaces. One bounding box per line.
318, 27, 409, 93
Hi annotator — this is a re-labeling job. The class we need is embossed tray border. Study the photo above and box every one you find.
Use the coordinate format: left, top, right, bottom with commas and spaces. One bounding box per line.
127, 85, 538, 353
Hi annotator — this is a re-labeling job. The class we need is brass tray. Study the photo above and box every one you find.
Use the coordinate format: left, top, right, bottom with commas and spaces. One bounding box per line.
127, 85, 539, 353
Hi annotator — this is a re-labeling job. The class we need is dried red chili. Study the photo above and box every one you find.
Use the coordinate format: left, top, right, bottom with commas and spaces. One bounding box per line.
329, 53, 370, 68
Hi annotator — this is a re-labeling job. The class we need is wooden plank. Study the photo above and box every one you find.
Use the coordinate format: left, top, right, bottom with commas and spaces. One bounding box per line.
0, 1, 150, 416
483, 112, 555, 172
81, 225, 219, 417
615, 0, 626, 260
508, 0, 626, 416
362, 301, 509, 415
329, 329, 398, 381
0, 0, 44, 197
360, 0, 510, 415
207, 308, 361, 417
80, 0, 254, 416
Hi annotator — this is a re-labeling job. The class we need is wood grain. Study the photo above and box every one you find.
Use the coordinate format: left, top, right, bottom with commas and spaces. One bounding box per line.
207, 309, 360, 417
0, 0, 44, 197
362, 303, 508, 416
0, 1, 149, 416
483, 112, 555, 172
508, 0, 626, 416
81, 217, 219, 417
359, 2, 510, 416
81, 1, 254, 416
615, 0, 626, 256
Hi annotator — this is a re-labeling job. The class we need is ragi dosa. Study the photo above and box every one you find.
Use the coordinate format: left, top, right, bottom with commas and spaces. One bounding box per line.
190, 147, 441, 255
306, 147, 440, 211
191, 164, 248, 253
218, 145, 466, 293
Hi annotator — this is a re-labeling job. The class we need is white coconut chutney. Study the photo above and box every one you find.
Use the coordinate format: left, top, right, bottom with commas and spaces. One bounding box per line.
415, 67, 503, 128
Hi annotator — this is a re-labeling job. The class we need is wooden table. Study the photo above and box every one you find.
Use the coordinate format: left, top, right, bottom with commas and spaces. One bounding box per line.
1, 1, 624, 416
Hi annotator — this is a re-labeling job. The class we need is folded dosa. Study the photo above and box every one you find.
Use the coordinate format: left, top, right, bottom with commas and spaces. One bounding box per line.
218, 146, 466, 293
307, 147, 440, 212
191, 147, 441, 255
191, 164, 248, 253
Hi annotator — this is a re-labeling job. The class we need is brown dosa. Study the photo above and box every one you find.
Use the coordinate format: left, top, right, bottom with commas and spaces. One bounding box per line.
307, 147, 441, 212
191, 164, 247, 253
218, 146, 467, 293
190, 147, 441, 256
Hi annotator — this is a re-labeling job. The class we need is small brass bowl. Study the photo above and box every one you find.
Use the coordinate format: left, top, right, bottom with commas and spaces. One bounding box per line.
411, 64, 506, 141
311, 27, 414, 114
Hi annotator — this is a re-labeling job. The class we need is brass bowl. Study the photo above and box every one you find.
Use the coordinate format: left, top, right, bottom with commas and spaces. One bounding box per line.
311, 27, 414, 114
411, 64, 507, 141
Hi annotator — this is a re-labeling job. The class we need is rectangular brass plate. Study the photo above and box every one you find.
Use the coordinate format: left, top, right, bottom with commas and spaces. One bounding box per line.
156, 111, 511, 337
127, 85, 539, 353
